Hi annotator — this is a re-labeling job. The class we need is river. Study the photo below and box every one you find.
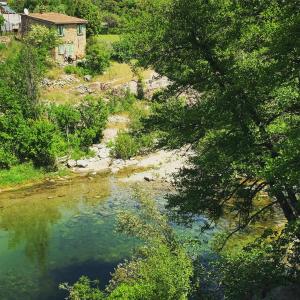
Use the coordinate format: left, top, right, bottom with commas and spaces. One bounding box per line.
0, 173, 285, 300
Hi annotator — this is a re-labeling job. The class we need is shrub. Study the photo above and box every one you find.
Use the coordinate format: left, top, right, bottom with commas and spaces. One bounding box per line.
78, 96, 108, 144
47, 98, 108, 155
48, 104, 81, 138
85, 42, 111, 74
0, 147, 18, 169
16, 119, 57, 168
111, 132, 140, 160
64, 65, 86, 77
112, 38, 135, 63
61, 192, 193, 300
107, 92, 136, 114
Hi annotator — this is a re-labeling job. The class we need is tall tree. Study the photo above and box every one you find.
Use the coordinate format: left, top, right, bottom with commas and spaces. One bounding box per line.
128, 0, 300, 231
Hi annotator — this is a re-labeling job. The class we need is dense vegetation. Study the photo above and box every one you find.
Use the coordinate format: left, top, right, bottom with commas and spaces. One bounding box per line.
8, 0, 140, 34
123, 0, 299, 298
0, 26, 108, 172
1, 0, 299, 299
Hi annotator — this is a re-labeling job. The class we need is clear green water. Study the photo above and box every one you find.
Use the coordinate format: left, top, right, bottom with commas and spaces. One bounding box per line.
0, 174, 285, 300
0, 175, 158, 300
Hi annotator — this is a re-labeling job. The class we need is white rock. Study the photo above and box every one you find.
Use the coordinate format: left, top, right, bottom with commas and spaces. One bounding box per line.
84, 75, 92, 81
77, 160, 89, 168
67, 159, 77, 168
144, 175, 155, 182
98, 147, 110, 159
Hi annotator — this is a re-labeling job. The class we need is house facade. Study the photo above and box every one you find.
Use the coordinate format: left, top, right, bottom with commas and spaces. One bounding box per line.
21, 12, 88, 63
0, 1, 21, 33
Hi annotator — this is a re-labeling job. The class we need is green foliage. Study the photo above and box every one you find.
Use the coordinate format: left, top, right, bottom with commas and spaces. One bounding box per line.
205, 222, 300, 299
0, 27, 107, 173
49, 97, 108, 151
60, 277, 105, 300
62, 191, 193, 299
0, 147, 18, 169
9, 0, 140, 33
112, 38, 135, 62
0, 15, 4, 31
64, 65, 86, 77
0, 162, 45, 187
16, 119, 57, 168
129, 0, 300, 225
111, 132, 140, 159
23, 25, 60, 53
85, 40, 111, 74
107, 92, 136, 114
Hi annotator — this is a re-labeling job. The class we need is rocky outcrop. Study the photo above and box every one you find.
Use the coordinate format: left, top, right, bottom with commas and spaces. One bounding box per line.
42, 74, 80, 89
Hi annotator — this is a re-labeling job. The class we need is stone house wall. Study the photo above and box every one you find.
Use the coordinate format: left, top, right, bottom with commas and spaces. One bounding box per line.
21, 15, 86, 63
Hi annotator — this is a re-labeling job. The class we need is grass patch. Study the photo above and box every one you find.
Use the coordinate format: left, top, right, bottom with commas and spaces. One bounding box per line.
46, 67, 65, 80
41, 88, 83, 104
93, 34, 121, 47
93, 62, 153, 86
0, 163, 70, 189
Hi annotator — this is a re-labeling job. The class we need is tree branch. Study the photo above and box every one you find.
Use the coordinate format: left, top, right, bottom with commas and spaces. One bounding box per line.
218, 201, 278, 251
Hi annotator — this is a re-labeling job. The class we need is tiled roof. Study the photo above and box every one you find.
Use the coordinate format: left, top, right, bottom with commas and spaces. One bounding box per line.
23, 12, 88, 24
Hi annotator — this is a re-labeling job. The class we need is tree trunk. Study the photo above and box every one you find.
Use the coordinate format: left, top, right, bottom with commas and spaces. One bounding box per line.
286, 187, 300, 217
275, 191, 297, 221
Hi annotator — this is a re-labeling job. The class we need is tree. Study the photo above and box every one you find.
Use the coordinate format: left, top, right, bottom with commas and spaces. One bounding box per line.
61, 190, 193, 299
127, 0, 300, 231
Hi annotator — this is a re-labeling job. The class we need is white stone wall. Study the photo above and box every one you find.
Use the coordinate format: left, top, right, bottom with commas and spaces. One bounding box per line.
1, 13, 21, 32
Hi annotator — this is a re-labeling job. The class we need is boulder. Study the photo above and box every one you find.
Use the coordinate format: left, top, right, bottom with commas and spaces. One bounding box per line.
98, 147, 110, 159
76, 160, 89, 168
144, 175, 155, 182
84, 75, 92, 82
67, 159, 77, 168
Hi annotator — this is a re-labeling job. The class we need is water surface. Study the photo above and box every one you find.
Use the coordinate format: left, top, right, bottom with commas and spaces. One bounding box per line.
0, 175, 153, 300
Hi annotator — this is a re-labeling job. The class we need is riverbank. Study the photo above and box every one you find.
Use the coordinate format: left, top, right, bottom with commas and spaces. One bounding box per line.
0, 163, 72, 193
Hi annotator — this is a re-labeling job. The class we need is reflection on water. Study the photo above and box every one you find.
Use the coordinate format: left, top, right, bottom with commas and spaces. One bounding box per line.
0, 175, 143, 300
0, 174, 286, 300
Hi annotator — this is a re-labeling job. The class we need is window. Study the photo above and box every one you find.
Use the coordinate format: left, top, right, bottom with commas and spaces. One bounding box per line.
58, 45, 65, 55
57, 25, 65, 36
77, 24, 84, 36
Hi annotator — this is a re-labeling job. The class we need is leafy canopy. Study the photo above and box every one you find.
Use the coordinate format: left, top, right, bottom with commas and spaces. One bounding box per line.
128, 0, 300, 227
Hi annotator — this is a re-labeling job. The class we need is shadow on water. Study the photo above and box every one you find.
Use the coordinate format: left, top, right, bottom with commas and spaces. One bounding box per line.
0, 174, 141, 300
41, 260, 118, 300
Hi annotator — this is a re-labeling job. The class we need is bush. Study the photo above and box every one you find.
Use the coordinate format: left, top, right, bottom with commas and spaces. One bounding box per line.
64, 65, 86, 77
48, 104, 81, 138
112, 38, 135, 62
48, 97, 108, 151
16, 119, 57, 168
78, 97, 108, 145
107, 91, 136, 114
85, 42, 111, 74
0, 147, 18, 169
61, 192, 193, 300
111, 132, 140, 160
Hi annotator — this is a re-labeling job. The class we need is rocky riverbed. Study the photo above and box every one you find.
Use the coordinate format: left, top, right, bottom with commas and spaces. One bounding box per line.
64, 114, 192, 183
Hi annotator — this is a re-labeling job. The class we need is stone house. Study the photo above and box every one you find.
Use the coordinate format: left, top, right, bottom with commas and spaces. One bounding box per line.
21, 12, 88, 63
0, 1, 21, 33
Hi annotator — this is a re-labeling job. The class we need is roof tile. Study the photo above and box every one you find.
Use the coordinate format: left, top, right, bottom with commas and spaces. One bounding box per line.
23, 12, 88, 25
